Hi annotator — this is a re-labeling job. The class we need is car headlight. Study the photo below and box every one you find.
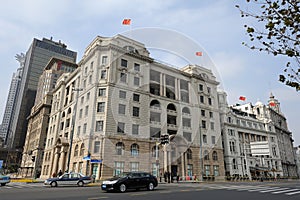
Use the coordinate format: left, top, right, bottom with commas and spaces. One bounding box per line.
103, 180, 118, 184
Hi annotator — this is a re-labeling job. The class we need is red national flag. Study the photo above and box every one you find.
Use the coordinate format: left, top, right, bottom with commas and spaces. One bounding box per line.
122, 19, 131, 25
239, 96, 246, 101
196, 52, 203, 56
57, 61, 62, 71
269, 102, 276, 107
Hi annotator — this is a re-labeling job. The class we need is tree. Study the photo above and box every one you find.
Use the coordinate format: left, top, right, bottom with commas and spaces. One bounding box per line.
236, 0, 300, 91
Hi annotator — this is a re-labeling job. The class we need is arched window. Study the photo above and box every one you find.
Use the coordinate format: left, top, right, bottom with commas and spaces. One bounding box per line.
79, 143, 85, 156
74, 144, 79, 157
204, 150, 209, 160
131, 143, 139, 156
167, 103, 176, 111
67, 107, 72, 114
186, 148, 192, 159
48, 152, 51, 161
182, 107, 190, 115
62, 112, 65, 118
150, 100, 160, 108
151, 146, 159, 158
212, 151, 218, 161
116, 142, 125, 155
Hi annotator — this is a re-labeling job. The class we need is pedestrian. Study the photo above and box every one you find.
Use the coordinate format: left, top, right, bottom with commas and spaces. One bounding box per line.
52, 172, 57, 178
58, 170, 63, 177
176, 174, 179, 183
167, 171, 171, 183
164, 171, 167, 182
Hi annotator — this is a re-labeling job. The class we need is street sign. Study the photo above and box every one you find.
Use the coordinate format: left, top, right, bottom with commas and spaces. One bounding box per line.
83, 156, 91, 161
91, 159, 102, 163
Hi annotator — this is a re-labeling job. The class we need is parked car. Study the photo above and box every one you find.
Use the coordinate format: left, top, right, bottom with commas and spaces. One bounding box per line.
101, 172, 158, 192
44, 172, 91, 187
0, 173, 10, 186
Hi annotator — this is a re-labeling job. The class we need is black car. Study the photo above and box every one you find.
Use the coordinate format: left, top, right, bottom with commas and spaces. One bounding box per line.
101, 172, 158, 192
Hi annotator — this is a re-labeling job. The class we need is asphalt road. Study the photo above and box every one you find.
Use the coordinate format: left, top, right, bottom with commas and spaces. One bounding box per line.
1, 181, 300, 200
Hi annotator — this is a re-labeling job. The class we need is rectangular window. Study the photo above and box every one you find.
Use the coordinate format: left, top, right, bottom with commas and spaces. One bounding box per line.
211, 136, 216, 144
87, 92, 90, 101
187, 164, 193, 176
83, 123, 87, 134
121, 59, 128, 67
119, 90, 126, 99
150, 127, 161, 138
102, 56, 108, 65
182, 118, 191, 128
203, 134, 207, 144
209, 111, 213, 118
114, 162, 124, 176
95, 120, 104, 132
150, 70, 160, 82
201, 120, 206, 129
118, 104, 126, 115
130, 162, 139, 172
180, 91, 189, 103
133, 93, 140, 102
132, 124, 139, 135
134, 77, 140, 86
199, 84, 203, 91
98, 88, 106, 96
78, 162, 83, 173
133, 106, 140, 117
183, 132, 192, 142
213, 165, 219, 176
94, 141, 100, 153
100, 70, 107, 79
208, 98, 212, 105
97, 102, 105, 112
201, 110, 205, 117
77, 126, 81, 136
180, 79, 188, 90
120, 73, 127, 83
200, 96, 204, 103
85, 106, 89, 116
210, 122, 215, 130
117, 122, 125, 133
204, 165, 210, 176
134, 63, 140, 71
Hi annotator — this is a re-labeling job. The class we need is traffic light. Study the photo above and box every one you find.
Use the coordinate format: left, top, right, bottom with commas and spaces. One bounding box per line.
160, 135, 169, 144
31, 156, 35, 162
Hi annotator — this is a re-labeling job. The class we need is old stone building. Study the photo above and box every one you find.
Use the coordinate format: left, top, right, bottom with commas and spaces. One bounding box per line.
40, 35, 225, 181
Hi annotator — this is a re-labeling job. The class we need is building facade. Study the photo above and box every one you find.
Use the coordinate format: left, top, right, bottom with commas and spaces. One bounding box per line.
19, 58, 78, 178
40, 35, 225, 181
218, 92, 283, 180
0, 54, 25, 144
4, 38, 76, 170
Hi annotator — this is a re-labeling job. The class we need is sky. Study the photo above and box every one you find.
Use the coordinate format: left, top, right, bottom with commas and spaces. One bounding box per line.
0, 0, 299, 145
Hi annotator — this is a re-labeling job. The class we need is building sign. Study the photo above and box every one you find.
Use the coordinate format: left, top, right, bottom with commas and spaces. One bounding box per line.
83, 156, 91, 161
90, 159, 102, 163
0, 160, 3, 169
250, 141, 270, 156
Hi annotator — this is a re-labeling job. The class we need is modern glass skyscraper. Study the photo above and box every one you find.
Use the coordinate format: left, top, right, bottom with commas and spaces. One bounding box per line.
7, 37, 77, 152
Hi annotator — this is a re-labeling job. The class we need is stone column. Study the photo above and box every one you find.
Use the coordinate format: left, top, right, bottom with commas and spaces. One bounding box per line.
181, 152, 185, 179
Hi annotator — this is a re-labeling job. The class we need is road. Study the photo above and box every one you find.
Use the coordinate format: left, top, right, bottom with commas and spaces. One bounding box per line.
0, 181, 300, 200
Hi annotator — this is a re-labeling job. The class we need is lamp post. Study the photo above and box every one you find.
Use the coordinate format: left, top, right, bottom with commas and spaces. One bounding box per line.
66, 87, 82, 173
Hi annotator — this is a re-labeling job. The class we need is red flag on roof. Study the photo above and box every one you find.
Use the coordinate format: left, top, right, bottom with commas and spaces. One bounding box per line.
196, 52, 203, 56
269, 102, 276, 107
239, 96, 246, 101
57, 61, 62, 71
122, 19, 131, 25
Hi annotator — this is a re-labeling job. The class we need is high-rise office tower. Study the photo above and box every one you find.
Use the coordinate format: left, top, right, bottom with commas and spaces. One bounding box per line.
7, 37, 77, 153
0, 54, 25, 144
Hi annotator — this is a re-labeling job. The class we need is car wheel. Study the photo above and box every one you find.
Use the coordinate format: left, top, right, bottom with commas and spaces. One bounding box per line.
1, 183, 6, 186
50, 181, 57, 187
77, 181, 84, 187
147, 182, 154, 191
119, 184, 127, 192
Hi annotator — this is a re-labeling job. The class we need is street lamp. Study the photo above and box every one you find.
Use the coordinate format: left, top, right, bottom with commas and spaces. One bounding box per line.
66, 87, 82, 173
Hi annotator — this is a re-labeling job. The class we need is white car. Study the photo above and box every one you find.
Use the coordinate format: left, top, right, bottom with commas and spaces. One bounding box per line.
0, 173, 10, 186
44, 172, 92, 187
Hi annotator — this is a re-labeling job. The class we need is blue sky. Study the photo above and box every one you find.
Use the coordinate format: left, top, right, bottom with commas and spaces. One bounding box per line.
0, 0, 299, 145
